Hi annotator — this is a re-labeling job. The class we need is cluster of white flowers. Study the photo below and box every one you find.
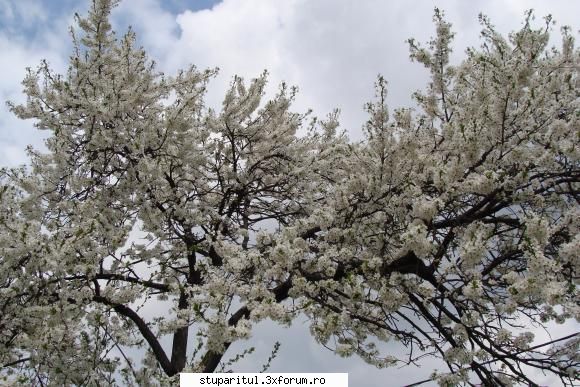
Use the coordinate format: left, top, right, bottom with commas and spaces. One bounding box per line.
1, 2, 577, 386
397, 222, 434, 258
444, 347, 474, 365
458, 221, 491, 269
431, 370, 469, 387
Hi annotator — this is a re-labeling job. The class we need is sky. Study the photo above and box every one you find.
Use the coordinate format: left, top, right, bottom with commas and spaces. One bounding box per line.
1, 0, 579, 386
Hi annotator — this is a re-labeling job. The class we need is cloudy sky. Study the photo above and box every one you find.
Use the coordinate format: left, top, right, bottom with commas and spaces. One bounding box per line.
1, 0, 579, 385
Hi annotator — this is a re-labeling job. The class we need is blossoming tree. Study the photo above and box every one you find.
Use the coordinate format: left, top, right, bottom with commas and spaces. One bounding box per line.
1, 0, 578, 385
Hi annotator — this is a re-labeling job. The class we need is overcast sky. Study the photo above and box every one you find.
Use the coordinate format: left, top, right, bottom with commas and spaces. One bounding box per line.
1, 0, 579, 386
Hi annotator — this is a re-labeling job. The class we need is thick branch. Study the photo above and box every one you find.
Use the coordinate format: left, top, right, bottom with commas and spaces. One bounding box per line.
93, 296, 175, 376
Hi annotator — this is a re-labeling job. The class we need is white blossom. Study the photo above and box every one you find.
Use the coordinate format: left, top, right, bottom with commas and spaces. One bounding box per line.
0, 2, 578, 386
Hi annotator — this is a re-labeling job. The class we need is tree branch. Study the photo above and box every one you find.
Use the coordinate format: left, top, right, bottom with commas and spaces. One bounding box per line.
93, 296, 175, 376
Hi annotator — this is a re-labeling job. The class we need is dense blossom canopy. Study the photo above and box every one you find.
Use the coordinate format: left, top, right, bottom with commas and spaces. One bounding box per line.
1, 1, 578, 385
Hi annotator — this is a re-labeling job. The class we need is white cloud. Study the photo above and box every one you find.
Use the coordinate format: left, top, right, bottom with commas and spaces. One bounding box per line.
0, 0, 47, 26
114, 0, 179, 55
116, 0, 580, 139
0, 33, 68, 166
161, 0, 435, 137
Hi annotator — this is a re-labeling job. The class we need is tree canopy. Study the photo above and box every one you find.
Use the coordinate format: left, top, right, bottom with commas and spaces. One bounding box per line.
1, 0, 578, 385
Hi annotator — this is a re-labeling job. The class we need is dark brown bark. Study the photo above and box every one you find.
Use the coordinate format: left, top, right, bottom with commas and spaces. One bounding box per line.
93, 296, 175, 376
